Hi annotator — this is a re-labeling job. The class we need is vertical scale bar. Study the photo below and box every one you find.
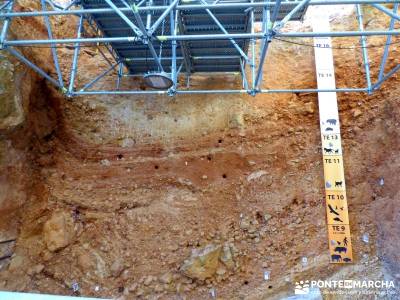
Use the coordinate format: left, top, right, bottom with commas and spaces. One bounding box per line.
312, 11, 353, 264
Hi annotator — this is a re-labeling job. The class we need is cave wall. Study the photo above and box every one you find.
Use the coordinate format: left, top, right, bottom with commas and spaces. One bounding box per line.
0, 3, 399, 299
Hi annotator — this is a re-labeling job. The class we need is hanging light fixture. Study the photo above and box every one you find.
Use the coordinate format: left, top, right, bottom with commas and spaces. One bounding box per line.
143, 72, 173, 89
142, 11, 172, 90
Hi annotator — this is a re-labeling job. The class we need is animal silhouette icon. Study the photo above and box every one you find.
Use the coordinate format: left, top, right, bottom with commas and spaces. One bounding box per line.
334, 246, 347, 253
324, 147, 333, 153
326, 119, 337, 125
335, 181, 343, 187
328, 204, 340, 216
343, 258, 352, 262
331, 254, 342, 262
326, 127, 334, 131
333, 217, 343, 222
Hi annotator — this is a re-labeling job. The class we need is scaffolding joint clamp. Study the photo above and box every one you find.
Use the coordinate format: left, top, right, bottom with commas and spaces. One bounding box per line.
263, 31, 274, 42
60, 87, 69, 96
131, 4, 139, 13
249, 89, 258, 96
167, 88, 176, 97
141, 36, 149, 44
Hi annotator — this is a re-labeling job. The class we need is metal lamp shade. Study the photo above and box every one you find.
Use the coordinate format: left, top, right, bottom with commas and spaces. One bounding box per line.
143, 72, 173, 89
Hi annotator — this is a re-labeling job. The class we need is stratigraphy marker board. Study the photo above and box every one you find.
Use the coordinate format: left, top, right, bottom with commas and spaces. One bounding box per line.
312, 11, 353, 264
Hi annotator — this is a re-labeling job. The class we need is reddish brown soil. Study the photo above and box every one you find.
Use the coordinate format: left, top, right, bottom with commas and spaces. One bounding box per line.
0, 4, 400, 300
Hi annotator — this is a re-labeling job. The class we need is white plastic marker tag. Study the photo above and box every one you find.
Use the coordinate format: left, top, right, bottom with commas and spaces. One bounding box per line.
312, 10, 353, 264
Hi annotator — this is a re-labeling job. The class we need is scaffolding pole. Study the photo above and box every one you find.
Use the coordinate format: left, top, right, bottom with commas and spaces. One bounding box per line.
1, 0, 399, 96
68, 15, 84, 95
2, 1, 400, 18
376, 3, 399, 83
356, 4, 372, 92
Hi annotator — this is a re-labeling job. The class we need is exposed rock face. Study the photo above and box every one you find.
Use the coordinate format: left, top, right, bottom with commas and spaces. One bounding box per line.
0, 54, 33, 132
0, 53, 35, 273
43, 211, 75, 252
0, 55, 21, 130
159, 272, 173, 284
181, 244, 222, 280
1, 5, 400, 300
77, 251, 95, 271
7, 255, 26, 272
181, 243, 236, 280
220, 244, 235, 270
110, 258, 125, 277
374, 194, 400, 285
246, 170, 268, 182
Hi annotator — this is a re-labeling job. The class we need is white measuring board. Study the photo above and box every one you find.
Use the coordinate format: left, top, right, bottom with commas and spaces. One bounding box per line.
312, 11, 353, 264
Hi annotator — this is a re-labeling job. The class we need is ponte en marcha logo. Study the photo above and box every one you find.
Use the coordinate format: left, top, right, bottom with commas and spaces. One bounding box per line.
294, 280, 396, 295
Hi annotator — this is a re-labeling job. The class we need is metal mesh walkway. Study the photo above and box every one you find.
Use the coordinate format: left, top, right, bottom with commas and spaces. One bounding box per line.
1, 1, 399, 96
82, 0, 307, 75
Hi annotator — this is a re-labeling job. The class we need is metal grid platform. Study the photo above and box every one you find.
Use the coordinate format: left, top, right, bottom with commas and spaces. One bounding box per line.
0, 1, 399, 96
82, 0, 307, 75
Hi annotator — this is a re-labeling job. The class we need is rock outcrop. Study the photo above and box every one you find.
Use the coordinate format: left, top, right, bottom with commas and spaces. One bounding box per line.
43, 211, 75, 252
180, 243, 236, 280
